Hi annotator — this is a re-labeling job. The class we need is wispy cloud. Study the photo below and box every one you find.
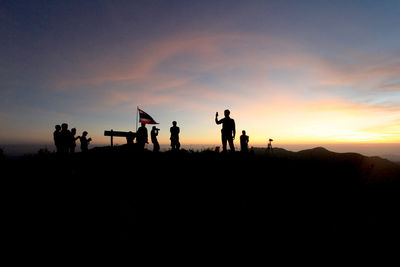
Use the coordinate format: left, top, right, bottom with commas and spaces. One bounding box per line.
47, 31, 400, 143
53, 31, 399, 99
380, 82, 400, 91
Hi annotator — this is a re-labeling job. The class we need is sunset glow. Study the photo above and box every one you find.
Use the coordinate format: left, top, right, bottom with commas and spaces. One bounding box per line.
1, 0, 399, 150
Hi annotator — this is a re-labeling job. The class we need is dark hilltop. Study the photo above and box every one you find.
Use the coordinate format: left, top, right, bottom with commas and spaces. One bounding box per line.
2, 145, 400, 250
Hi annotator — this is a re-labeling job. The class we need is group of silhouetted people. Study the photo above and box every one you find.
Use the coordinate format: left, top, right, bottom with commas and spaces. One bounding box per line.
132, 109, 254, 153
136, 121, 180, 152
53, 123, 92, 154
136, 109, 249, 153
53, 109, 272, 154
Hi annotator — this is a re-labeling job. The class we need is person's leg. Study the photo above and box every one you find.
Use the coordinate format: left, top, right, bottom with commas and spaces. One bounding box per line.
228, 137, 235, 152
172, 140, 178, 150
139, 142, 145, 150
222, 135, 227, 152
155, 142, 160, 152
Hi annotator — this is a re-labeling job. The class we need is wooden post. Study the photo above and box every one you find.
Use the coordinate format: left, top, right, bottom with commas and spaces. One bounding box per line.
110, 129, 114, 147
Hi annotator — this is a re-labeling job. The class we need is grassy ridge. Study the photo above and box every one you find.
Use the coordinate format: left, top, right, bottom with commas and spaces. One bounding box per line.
2, 145, 400, 248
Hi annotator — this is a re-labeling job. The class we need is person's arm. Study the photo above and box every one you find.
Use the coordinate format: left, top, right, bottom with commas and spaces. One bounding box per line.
215, 112, 222, 124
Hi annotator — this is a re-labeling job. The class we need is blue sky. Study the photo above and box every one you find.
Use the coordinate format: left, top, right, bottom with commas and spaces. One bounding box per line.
1, 0, 399, 146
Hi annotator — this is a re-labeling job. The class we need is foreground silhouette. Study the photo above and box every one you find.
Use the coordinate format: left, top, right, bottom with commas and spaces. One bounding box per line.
54, 123, 91, 153
151, 126, 160, 152
170, 121, 180, 150
240, 130, 249, 152
53, 125, 61, 153
136, 123, 148, 150
70, 128, 79, 153
79, 131, 92, 152
215, 109, 236, 152
60, 123, 70, 154
2, 146, 400, 249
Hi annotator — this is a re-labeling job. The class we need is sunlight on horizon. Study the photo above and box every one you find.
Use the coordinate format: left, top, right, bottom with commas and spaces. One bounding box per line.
0, 1, 399, 147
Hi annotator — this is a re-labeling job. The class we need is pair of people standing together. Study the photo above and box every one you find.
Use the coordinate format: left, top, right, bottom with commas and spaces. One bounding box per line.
215, 109, 249, 153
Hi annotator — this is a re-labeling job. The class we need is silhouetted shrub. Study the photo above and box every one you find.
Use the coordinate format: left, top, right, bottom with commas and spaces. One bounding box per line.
38, 147, 51, 156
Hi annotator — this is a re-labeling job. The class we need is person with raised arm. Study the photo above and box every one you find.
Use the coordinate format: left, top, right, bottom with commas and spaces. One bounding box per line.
215, 109, 236, 153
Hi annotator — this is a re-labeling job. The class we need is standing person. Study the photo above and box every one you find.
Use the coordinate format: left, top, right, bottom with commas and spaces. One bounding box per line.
69, 128, 80, 153
79, 131, 92, 152
60, 123, 70, 154
215, 109, 236, 152
170, 121, 180, 151
126, 131, 135, 145
151, 126, 160, 152
240, 130, 249, 153
53, 125, 61, 153
136, 123, 148, 150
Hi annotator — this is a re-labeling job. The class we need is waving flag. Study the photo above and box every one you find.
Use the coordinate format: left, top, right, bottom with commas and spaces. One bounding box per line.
138, 107, 159, 124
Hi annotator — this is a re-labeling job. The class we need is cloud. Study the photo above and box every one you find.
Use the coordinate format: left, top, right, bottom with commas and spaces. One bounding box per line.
51, 31, 400, 138
380, 82, 400, 91
310, 54, 400, 92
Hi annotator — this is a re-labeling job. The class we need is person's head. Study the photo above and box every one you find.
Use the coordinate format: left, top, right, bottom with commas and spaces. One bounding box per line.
224, 109, 230, 117
172, 121, 177, 126
242, 130, 246, 135
141, 123, 146, 127
61, 123, 68, 130
55, 125, 61, 131
71, 128, 76, 135
82, 131, 88, 136
152, 126, 157, 130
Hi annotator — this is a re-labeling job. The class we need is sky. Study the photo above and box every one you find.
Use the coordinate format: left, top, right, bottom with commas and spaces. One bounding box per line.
1, 0, 400, 149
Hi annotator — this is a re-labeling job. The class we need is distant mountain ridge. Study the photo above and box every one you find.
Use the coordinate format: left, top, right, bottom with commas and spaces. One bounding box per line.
254, 146, 400, 184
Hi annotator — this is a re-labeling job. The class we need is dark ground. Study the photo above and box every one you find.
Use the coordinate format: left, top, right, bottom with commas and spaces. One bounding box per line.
2, 145, 400, 254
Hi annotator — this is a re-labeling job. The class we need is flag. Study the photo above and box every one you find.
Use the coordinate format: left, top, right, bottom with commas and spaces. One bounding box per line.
138, 107, 159, 124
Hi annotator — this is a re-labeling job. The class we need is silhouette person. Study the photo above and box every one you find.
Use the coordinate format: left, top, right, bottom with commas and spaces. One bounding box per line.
126, 131, 135, 145
79, 131, 92, 152
215, 109, 236, 152
151, 126, 160, 152
240, 130, 249, 153
69, 128, 80, 153
170, 121, 180, 150
60, 123, 70, 154
136, 123, 148, 150
53, 125, 61, 153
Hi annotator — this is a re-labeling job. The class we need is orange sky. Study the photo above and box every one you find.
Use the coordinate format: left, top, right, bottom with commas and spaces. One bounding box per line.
1, 1, 399, 148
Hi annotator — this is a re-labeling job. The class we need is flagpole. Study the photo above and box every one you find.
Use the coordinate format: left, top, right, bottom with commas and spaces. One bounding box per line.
136, 106, 139, 131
